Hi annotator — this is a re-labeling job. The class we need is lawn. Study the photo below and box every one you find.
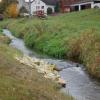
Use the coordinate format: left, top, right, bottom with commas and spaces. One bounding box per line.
0, 9, 100, 78
0, 32, 73, 100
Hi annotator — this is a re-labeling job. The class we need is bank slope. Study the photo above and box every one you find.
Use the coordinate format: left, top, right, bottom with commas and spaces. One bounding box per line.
0, 32, 73, 100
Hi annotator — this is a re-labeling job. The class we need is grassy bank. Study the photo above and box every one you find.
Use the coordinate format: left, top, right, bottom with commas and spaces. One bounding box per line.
0, 32, 73, 100
0, 9, 100, 78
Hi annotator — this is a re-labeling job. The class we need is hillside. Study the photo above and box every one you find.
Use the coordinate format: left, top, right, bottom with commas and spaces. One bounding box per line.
0, 9, 100, 78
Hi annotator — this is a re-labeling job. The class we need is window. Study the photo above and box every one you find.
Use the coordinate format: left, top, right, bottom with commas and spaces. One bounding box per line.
42, 6, 44, 9
36, 6, 40, 10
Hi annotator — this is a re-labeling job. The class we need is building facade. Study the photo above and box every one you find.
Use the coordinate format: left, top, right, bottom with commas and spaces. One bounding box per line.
60, 0, 100, 13
17, 0, 100, 15
18, 0, 58, 15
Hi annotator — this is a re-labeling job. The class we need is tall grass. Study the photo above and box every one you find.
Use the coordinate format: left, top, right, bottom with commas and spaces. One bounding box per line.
68, 29, 100, 78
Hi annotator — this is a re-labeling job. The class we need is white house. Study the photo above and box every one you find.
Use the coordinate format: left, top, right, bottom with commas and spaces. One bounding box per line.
92, 0, 100, 8
18, 0, 58, 15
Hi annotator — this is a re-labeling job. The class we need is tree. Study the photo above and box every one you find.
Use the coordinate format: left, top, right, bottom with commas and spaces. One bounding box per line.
0, 0, 6, 13
0, 0, 17, 13
55, 2, 60, 13
19, 6, 28, 14
5, 3, 18, 18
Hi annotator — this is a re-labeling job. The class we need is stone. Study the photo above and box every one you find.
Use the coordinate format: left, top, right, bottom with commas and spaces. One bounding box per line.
15, 55, 62, 83
58, 78, 66, 88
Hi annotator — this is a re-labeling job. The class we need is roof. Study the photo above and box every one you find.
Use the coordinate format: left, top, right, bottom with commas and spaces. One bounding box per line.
41, 0, 59, 5
62, 0, 93, 5
25, 0, 59, 5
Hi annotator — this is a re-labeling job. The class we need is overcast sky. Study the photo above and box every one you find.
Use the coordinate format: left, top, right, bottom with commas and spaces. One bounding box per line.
25, 0, 34, 2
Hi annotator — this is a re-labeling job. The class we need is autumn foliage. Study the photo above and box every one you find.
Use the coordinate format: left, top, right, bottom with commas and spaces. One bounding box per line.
5, 3, 19, 18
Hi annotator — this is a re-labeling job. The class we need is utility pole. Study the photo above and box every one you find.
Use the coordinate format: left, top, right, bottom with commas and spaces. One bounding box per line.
29, 0, 31, 18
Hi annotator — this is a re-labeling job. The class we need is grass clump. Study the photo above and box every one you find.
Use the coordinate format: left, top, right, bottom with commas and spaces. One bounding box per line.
68, 29, 100, 78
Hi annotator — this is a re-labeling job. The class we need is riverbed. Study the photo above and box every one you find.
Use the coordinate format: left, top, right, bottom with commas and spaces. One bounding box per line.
3, 29, 100, 100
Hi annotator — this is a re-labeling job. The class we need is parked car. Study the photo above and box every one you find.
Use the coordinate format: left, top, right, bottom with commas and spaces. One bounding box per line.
0, 14, 3, 21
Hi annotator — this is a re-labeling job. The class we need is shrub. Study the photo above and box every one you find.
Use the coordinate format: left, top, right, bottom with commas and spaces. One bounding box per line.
47, 8, 53, 14
19, 6, 28, 14
0, 14, 3, 21
5, 3, 19, 18
0, 29, 3, 32
55, 2, 60, 13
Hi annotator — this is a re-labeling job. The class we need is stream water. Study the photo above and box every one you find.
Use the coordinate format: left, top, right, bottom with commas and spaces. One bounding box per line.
3, 29, 100, 100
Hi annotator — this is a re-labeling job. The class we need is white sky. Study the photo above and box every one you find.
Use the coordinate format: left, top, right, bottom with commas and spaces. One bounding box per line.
25, 0, 34, 2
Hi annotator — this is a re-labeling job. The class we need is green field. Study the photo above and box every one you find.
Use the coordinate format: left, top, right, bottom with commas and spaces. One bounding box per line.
0, 9, 100, 78
0, 31, 73, 100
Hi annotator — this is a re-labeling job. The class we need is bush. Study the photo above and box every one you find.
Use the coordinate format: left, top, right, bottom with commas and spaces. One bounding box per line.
4, 3, 19, 18
55, 2, 60, 13
47, 8, 53, 14
0, 14, 3, 21
19, 6, 28, 14
0, 29, 3, 32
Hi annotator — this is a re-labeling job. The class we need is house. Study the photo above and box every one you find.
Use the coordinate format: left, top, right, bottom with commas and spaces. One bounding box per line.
17, 0, 59, 16
92, 0, 100, 8
60, 0, 100, 13
17, 0, 100, 16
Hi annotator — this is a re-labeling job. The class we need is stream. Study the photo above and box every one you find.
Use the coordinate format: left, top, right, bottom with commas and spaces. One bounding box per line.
3, 29, 100, 100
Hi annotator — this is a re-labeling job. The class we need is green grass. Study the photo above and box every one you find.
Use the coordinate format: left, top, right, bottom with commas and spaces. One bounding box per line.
0, 32, 73, 100
0, 9, 100, 78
